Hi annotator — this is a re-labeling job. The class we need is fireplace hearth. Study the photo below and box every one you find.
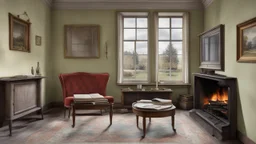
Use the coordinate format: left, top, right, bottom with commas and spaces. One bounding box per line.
190, 73, 237, 140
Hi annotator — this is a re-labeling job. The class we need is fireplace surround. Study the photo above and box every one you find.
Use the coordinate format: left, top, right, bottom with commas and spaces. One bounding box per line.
190, 73, 237, 140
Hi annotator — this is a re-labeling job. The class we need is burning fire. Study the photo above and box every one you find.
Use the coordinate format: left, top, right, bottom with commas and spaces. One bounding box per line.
204, 89, 228, 105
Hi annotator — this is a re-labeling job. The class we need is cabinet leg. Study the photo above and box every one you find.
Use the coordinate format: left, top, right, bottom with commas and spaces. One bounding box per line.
9, 120, 12, 136
0, 120, 4, 127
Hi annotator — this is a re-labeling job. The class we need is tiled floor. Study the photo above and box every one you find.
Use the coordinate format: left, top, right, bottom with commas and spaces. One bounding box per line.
0, 108, 242, 144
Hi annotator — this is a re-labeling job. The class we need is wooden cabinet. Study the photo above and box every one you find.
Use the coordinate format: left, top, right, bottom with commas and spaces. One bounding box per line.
0, 76, 44, 136
121, 89, 173, 109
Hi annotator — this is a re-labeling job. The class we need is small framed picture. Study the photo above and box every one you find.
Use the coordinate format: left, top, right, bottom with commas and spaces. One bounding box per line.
237, 17, 256, 62
35, 35, 41, 46
9, 13, 31, 52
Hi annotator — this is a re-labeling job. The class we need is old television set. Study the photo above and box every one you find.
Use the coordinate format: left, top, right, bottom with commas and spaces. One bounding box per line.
199, 24, 225, 72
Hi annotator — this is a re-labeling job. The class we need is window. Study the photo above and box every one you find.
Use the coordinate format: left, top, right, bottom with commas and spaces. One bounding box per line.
158, 17, 183, 82
117, 12, 189, 84
117, 12, 149, 83
123, 17, 148, 81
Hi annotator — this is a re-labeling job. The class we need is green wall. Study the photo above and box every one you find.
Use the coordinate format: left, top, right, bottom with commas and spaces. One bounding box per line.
51, 9, 203, 103
204, 0, 256, 142
0, 0, 53, 105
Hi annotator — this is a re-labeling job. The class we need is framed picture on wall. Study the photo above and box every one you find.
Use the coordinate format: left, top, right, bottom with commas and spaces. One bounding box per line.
64, 25, 100, 58
237, 17, 256, 62
35, 35, 41, 46
9, 13, 31, 52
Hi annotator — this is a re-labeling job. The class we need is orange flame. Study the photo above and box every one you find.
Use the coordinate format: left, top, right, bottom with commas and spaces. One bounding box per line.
204, 89, 228, 105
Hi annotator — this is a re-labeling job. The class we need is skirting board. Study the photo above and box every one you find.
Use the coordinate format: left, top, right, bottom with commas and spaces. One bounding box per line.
237, 131, 256, 144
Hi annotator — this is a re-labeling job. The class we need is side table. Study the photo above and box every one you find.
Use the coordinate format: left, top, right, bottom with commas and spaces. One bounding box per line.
132, 102, 176, 137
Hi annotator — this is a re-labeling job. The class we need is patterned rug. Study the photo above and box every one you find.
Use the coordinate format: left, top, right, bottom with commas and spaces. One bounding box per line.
0, 109, 241, 144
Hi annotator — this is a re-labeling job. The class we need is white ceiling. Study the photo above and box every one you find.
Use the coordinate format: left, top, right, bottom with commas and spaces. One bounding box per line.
42, 0, 214, 9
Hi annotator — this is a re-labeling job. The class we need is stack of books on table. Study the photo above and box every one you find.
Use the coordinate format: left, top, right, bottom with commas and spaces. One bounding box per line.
74, 93, 108, 105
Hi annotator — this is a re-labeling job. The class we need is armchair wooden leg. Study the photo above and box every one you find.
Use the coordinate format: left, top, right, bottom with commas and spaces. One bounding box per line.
100, 109, 103, 115
68, 108, 71, 119
64, 107, 66, 118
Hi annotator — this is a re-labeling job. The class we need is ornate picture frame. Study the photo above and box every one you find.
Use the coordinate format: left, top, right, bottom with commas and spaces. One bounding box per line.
9, 13, 31, 52
237, 17, 256, 62
64, 25, 100, 58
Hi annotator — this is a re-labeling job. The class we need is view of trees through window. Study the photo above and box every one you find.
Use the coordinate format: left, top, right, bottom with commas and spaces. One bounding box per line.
123, 17, 148, 81
158, 17, 183, 81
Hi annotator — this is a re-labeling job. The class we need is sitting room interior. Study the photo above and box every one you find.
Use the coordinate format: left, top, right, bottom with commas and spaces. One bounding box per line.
0, 0, 256, 143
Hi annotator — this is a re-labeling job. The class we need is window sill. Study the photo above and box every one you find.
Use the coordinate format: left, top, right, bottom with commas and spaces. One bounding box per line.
117, 82, 191, 86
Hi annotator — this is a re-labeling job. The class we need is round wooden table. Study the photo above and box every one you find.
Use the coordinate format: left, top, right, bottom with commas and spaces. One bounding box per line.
132, 102, 176, 137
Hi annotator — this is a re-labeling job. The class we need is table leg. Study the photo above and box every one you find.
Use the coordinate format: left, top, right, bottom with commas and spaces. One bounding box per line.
109, 104, 113, 125
72, 104, 75, 128
149, 117, 151, 122
136, 115, 139, 127
143, 117, 146, 137
172, 115, 176, 132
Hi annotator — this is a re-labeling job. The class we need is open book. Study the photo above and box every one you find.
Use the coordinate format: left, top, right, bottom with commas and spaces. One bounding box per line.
152, 98, 172, 105
73, 93, 108, 104
137, 98, 172, 105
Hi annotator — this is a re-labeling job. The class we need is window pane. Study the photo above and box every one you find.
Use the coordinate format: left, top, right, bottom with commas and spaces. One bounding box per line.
124, 41, 134, 54
171, 18, 183, 28
136, 42, 148, 54
159, 18, 170, 28
171, 29, 182, 40
171, 42, 183, 55
158, 42, 183, 81
123, 42, 135, 80
159, 29, 170, 40
124, 29, 135, 40
135, 42, 148, 80
158, 41, 170, 81
134, 71, 147, 80
158, 41, 170, 55
137, 29, 148, 40
124, 18, 135, 28
137, 18, 147, 28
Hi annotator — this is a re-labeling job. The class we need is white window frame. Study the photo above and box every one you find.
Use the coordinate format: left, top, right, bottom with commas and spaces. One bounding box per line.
155, 12, 189, 84
117, 12, 150, 84
117, 12, 189, 85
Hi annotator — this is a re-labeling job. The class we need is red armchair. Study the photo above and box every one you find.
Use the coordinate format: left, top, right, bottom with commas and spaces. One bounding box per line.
59, 72, 114, 118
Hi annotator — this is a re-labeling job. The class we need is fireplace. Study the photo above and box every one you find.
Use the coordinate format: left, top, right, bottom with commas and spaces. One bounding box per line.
190, 73, 237, 140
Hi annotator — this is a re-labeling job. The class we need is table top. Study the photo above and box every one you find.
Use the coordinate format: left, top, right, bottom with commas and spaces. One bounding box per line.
132, 102, 176, 112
